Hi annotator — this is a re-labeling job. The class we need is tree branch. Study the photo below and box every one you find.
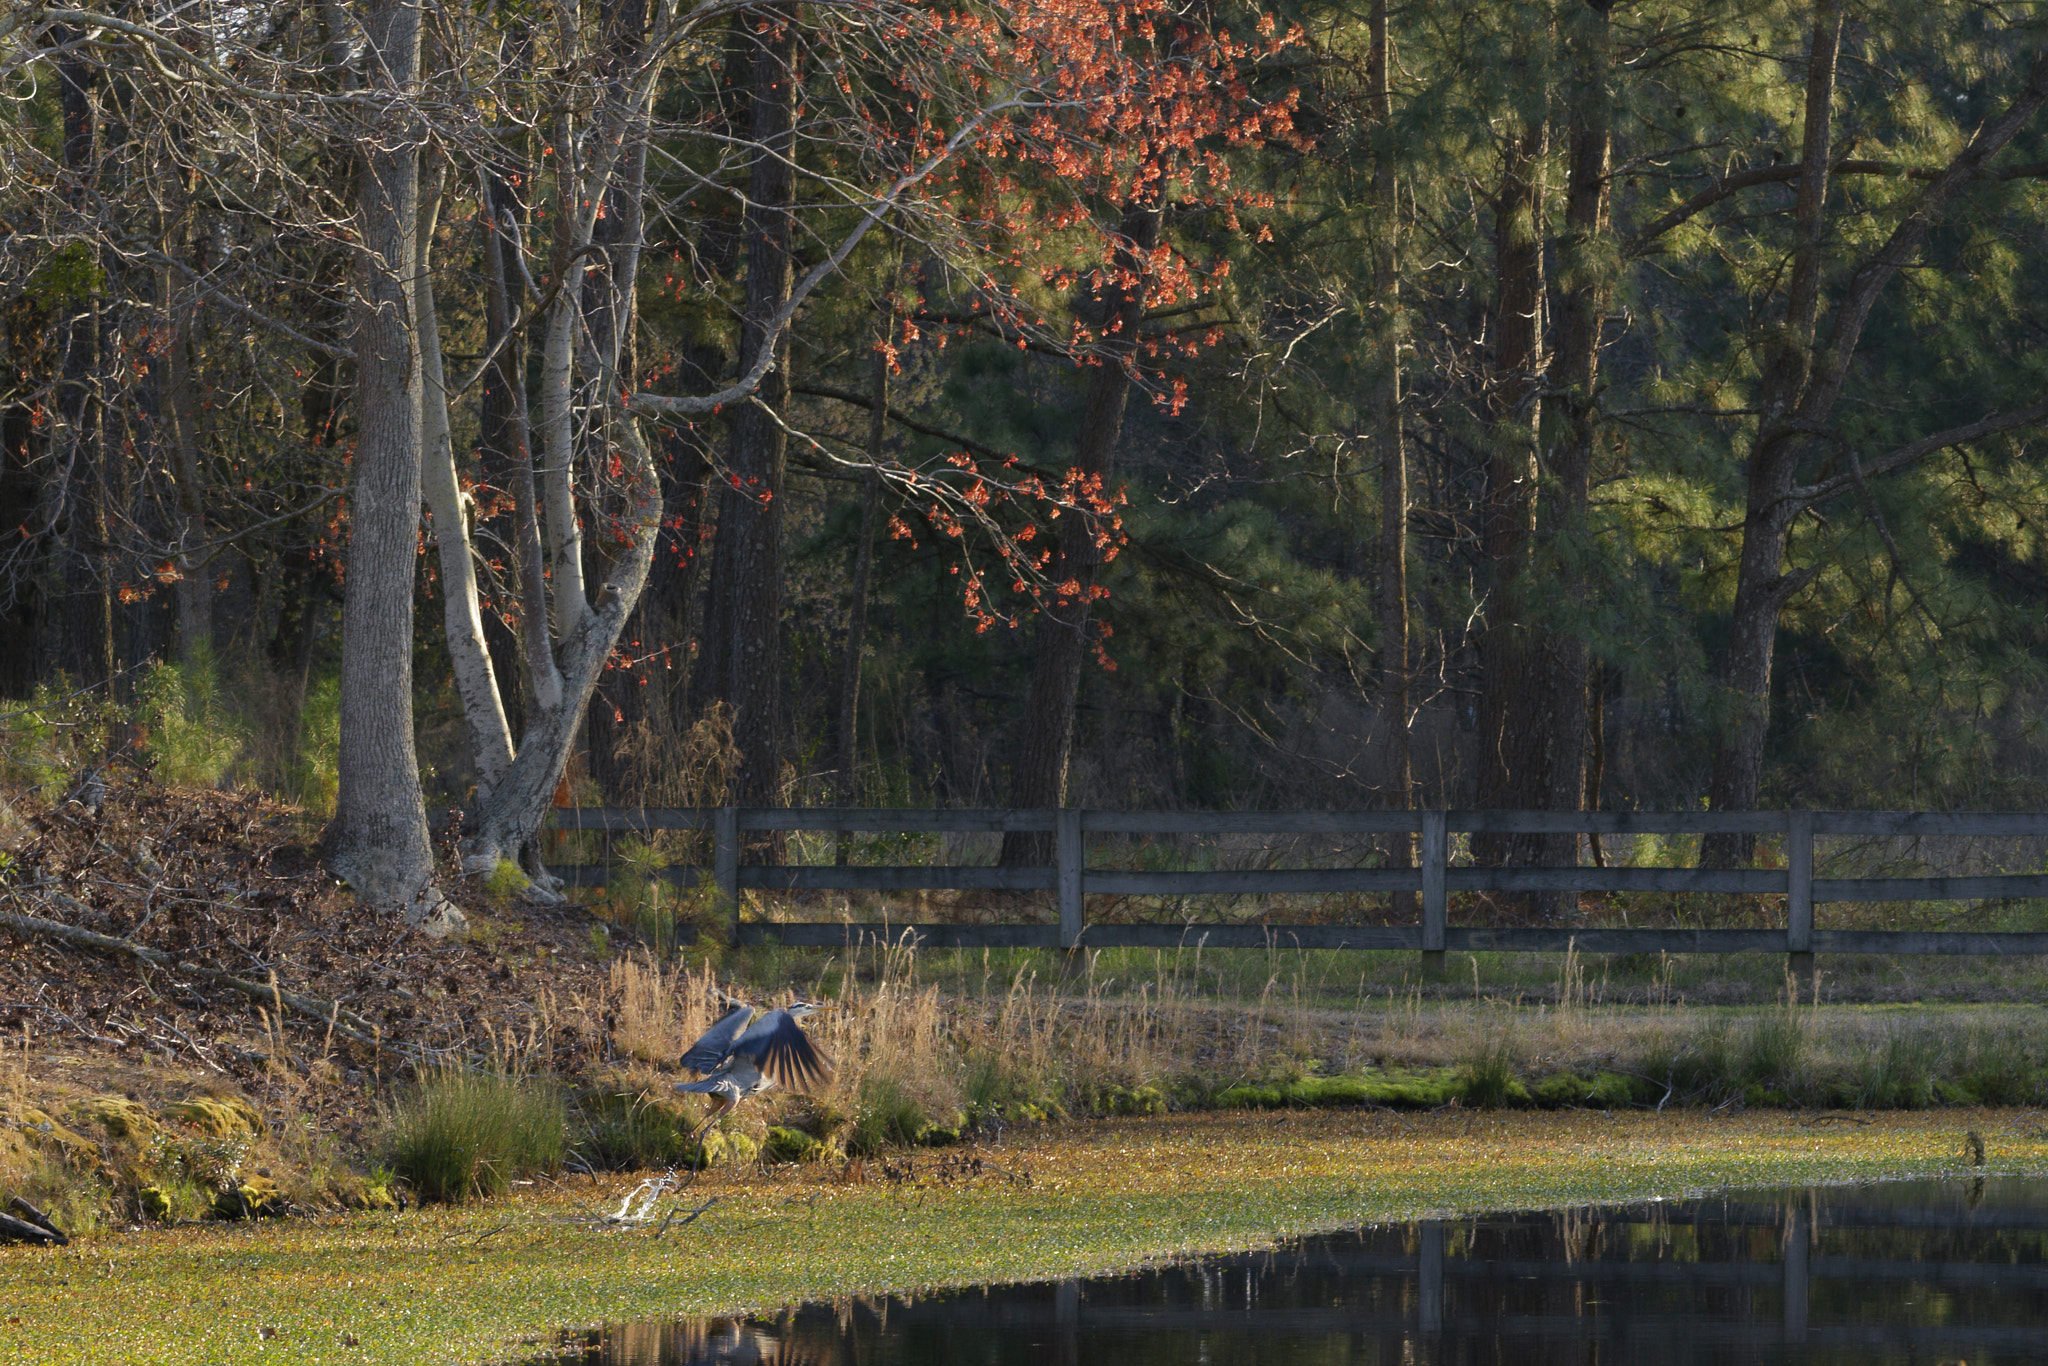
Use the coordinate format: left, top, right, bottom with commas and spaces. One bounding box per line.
1792, 400, 2048, 508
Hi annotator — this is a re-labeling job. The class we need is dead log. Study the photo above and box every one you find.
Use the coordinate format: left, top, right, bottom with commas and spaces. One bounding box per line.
0, 1211, 63, 1246
6, 1197, 67, 1245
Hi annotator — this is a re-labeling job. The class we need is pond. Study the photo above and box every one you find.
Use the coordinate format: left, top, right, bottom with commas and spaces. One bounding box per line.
537, 1176, 2048, 1365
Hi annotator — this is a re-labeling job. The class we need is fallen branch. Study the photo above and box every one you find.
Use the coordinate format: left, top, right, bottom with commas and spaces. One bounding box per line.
5, 1197, 67, 1246
0, 1211, 62, 1246
0, 898, 386, 1053
654, 1197, 719, 1239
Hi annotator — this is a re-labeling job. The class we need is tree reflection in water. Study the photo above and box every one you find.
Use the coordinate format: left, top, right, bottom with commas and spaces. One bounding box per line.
539, 1177, 2048, 1365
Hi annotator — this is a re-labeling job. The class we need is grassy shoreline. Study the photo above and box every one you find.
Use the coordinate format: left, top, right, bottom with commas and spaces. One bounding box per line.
6, 1108, 2044, 1366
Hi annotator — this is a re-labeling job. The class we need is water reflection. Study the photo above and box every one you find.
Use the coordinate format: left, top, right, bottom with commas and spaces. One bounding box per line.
541, 1177, 2048, 1365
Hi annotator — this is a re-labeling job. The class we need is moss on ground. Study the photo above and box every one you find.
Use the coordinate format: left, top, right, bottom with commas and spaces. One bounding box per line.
3, 1108, 2042, 1366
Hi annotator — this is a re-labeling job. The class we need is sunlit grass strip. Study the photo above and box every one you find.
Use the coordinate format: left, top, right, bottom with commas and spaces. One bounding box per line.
6, 1109, 2043, 1366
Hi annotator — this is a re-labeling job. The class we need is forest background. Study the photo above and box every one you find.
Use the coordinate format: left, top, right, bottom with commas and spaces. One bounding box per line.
3, 0, 2048, 919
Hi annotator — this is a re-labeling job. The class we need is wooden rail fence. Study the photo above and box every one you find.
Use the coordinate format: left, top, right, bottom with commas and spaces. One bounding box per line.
543, 807, 2048, 973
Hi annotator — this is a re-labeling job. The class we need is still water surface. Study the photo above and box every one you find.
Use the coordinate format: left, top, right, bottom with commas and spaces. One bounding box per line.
542, 1177, 2048, 1365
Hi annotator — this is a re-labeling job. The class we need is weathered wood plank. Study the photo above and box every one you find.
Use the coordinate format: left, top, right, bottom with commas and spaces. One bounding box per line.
1076, 925, 1419, 949
1445, 868, 1784, 894
1812, 811, 2048, 837
1449, 928, 1788, 953
545, 864, 708, 889
1083, 869, 1421, 895
738, 866, 1055, 891
741, 808, 1057, 833
545, 807, 712, 831
1083, 811, 1422, 835
1811, 930, 2048, 955
1813, 875, 2048, 902
1452, 810, 1788, 835
737, 923, 1062, 949
550, 806, 2048, 840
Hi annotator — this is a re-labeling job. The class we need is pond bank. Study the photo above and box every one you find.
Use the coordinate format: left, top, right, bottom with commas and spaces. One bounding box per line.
6, 1108, 2043, 1366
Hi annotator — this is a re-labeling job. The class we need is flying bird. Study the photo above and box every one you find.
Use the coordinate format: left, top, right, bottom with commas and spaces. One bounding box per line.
674, 997, 834, 1119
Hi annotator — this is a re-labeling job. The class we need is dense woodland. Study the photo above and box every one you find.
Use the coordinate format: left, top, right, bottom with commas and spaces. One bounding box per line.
2, 0, 2047, 916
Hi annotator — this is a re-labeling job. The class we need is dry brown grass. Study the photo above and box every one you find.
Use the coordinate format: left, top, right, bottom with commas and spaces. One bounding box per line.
608, 954, 717, 1064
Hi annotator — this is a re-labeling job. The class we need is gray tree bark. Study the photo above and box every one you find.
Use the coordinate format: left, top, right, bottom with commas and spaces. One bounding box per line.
326, 0, 460, 933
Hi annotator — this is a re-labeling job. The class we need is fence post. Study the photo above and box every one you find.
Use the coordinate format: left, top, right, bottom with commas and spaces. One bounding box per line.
1787, 808, 1814, 994
1420, 809, 1447, 978
715, 806, 740, 940
1057, 808, 1084, 950
1417, 1219, 1444, 1336
1783, 1200, 1810, 1340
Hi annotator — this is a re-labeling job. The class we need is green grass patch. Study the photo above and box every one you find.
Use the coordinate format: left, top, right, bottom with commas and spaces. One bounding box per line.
5, 1109, 2041, 1366
382, 1067, 567, 1204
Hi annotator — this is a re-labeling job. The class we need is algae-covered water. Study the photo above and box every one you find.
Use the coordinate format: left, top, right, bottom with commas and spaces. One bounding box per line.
542, 1176, 2048, 1365
6, 1110, 2045, 1365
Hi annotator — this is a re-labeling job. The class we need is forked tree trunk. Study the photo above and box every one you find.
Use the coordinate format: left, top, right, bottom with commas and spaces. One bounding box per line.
1000, 206, 1158, 865
1701, 12, 2048, 867
327, 0, 458, 933
456, 3, 669, 883
1700, 0, 1842, 868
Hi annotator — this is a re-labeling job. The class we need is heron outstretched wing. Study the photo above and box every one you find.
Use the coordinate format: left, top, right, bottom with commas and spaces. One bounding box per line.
739, 1009, 835, 1093
680, 1003, 755, 1073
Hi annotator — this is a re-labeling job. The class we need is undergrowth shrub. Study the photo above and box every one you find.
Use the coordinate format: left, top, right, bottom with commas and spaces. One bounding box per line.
1958, 1025, 2042, 1106
1460, 1031, 1521, 1108
0, 677, 115, 792
135, 650, 243, 787
283, 673, 341, 815
575, 1090, 703, 1171
1847, 1027, 1942, 1109
1737, 1007, 1809, 1095
384, 1066, 566, 1203
847, 1071, 928, 1154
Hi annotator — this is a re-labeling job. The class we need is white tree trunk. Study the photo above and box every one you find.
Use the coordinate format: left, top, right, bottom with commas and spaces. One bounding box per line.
418, 173, 517, 801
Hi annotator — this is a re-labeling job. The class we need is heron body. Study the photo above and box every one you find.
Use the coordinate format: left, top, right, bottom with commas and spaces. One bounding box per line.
674, 1000, 833, 1118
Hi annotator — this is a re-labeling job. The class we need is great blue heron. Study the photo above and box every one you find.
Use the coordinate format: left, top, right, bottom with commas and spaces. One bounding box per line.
674, 997, 834, 1120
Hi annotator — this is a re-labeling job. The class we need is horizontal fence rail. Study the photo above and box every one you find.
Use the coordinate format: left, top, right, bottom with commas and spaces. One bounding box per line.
542, 806, 2048, 967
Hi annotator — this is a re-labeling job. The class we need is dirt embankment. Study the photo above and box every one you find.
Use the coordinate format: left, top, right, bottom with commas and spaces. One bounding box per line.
1, 778, 617, 1233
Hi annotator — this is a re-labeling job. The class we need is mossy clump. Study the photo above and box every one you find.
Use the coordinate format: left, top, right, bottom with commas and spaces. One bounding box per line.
163, 1096, 263, 1140
692, 1130, 757, 1167
7, 1106, 98, 1166
211, 1175, 287, 1219
138, 1186, 175, 1222
1215, 1072, 1467, 1111
912, 1113, 968, 1147
484, 859, 531, 907
1098, 1086, 1167, 1118
72, 1096, 159, 1143
761, 1126, 825, 1164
